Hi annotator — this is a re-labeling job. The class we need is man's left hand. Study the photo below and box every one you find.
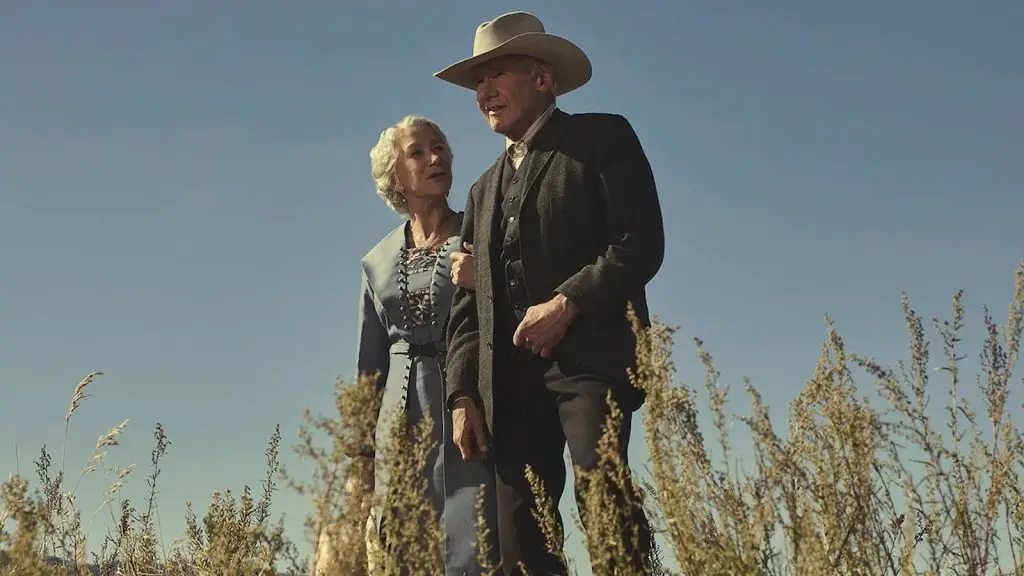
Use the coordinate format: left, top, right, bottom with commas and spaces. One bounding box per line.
512, 294, 578, 358
450, 242, 476, 291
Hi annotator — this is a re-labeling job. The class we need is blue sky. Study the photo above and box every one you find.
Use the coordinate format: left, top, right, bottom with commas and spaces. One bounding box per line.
1, 1, 1021, 572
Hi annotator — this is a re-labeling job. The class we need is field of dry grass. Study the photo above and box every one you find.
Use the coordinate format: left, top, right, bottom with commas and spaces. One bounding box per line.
2, 261, 1022, 575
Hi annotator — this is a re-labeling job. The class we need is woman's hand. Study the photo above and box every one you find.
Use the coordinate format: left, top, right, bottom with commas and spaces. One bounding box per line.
450, 242, 476, 291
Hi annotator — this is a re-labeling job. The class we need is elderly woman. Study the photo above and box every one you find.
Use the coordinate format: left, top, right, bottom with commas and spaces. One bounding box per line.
314, 115, 497, 575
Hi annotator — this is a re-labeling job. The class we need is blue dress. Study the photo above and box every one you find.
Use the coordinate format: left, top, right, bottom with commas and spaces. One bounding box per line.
356, 212, 500, 575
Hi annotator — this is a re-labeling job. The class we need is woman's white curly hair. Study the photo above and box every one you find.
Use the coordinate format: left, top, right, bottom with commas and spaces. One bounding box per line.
369, 115, 454, 215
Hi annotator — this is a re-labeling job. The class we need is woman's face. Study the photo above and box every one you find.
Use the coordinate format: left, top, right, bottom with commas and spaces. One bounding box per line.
394, 125, 452, 203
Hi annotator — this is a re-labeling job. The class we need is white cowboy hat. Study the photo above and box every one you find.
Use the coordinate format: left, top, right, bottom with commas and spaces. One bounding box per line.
434, 11, 592, 96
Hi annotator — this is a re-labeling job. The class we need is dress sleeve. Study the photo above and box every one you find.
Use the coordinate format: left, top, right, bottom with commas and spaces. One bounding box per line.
351, 267, 390, 457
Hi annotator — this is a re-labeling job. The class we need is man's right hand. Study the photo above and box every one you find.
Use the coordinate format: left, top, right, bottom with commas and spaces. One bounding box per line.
451, 397, 488, 461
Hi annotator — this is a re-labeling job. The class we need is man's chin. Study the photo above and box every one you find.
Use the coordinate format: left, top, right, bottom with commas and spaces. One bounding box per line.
486, 118, 506, 134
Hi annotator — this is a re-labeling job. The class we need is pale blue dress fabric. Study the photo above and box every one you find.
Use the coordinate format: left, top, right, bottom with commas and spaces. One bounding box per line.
356, 212, 499, 575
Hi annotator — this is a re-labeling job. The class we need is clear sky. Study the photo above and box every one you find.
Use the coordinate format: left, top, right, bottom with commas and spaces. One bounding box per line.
1, 1, 1021, 572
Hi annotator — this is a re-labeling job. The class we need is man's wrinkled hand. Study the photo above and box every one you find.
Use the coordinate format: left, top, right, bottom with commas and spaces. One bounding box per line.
452, 397, 488, 461
512, 294, 577, 357
450, 242, 475, 291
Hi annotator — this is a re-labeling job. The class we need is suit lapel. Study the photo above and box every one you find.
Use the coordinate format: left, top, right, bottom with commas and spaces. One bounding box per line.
477, 155, 505, 258
516, 109, 569, 219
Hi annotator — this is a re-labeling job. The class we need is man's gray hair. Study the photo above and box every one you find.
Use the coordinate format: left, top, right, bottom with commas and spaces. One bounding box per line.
369, 115, 454, 215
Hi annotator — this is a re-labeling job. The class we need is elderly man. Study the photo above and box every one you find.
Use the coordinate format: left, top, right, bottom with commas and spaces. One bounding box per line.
438, 11, 665, 575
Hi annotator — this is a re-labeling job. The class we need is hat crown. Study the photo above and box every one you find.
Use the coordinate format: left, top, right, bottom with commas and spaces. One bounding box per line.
435, 11, 591, 96
473, 12, 545, 55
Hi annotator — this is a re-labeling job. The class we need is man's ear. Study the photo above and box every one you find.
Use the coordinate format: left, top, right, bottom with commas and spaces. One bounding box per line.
535, 64, 554, 94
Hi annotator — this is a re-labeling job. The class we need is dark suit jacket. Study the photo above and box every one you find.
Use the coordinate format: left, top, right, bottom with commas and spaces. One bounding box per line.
445, 109, 665, 430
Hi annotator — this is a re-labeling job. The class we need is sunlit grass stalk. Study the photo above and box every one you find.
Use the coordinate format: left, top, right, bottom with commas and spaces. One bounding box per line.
2, 261, 1022, 575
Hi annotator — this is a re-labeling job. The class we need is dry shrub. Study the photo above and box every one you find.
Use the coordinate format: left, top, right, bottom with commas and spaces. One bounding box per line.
3, 261, 1023, 576
293, 371, 446, 576
374, 409, 444, 574
291, 373, 382, 576
615, 260, 1024, 575
0, 372, 303, 576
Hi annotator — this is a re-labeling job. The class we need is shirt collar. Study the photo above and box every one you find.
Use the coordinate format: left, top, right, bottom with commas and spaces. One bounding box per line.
505, 104, 557, 162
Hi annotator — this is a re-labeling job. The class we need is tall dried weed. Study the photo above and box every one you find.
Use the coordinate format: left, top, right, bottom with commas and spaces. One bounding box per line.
2, 261, 1022, 575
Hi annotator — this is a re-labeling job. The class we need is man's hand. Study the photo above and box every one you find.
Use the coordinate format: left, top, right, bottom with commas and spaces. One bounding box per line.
450, 242, 475, 291
512, 293, 578, 357
451, 397, 488, 461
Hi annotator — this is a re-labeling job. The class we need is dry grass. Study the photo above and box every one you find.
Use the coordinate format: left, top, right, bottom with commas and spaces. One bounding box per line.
2, 261, 1022, 575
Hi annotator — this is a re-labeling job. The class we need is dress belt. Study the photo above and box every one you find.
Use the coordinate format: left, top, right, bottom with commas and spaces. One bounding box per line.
390, 340, 446, 358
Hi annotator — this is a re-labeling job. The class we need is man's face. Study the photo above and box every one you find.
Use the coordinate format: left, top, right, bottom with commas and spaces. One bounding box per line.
472, 56, 552, 140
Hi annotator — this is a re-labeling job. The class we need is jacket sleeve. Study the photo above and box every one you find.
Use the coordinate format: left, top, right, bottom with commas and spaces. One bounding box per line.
352, 267, 390, 457
554, 115, 665, 324
445, 188, 482, 410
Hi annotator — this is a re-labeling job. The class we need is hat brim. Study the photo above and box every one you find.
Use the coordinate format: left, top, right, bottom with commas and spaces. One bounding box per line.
434, 32, 592, 96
